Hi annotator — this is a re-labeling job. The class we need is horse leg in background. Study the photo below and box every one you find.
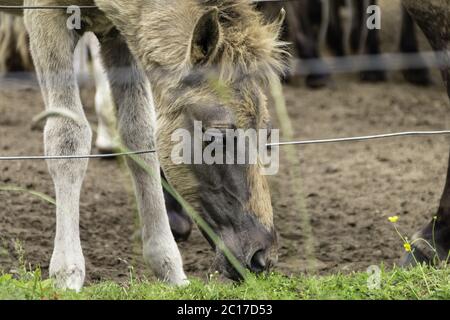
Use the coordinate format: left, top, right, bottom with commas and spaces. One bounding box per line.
289, 0, 331, 88
399, 6, 431, 86
401, 0, 450, 266
83, 33, 119, 154
73, 34, 90, 83
24, 8, 91, 291
257, 1, 330, 88
326, 0, 348, 56
260, 0, 332, 88
0, 12, 33, 74
0, 13, 16, 73
356, 0, 387, 82
73, 33, 117, 153
98, 32, 187, 284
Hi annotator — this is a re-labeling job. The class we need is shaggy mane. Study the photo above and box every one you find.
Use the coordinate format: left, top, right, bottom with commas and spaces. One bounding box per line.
200, 0, 288, 84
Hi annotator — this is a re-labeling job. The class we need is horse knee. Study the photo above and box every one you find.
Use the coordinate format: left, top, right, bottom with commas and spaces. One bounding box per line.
44, 118, 92, 179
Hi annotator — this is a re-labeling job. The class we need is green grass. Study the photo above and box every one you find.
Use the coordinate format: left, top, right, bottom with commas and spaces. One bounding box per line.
0, 266, 448, 300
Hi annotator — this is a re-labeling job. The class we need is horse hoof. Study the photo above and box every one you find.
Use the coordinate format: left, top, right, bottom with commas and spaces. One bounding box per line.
305, 74, 331, 89
402, 69, 432, 86
400, 245, 434, 267
174, 278, 190, 287
168, 210, 193, 242
95, 139, 116, 155
50, 264, 85, 292
95, 125, 118, 155
360, 70, 387, 82
400, 223, 450, 267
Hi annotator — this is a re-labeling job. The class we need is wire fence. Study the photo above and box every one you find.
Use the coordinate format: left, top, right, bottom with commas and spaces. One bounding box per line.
0, 0, 299, 10
0, 1, 448, 170
292, 51, 450, 76
0, 5, 97, 9
1, 130, 450, 161
3, 50, 447, 83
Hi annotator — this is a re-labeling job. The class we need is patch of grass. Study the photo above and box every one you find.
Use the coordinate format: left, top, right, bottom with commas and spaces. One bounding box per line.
0, 266, 448, 300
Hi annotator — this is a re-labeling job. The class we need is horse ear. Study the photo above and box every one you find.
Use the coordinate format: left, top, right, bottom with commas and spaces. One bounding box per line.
276, 8, 286, 29
273, 8, 286, 35
190, 7, 221, 66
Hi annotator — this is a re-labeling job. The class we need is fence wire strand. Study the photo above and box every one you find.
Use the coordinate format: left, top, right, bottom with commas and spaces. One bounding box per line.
2, 130, 450, 161
0, 0, 295, 10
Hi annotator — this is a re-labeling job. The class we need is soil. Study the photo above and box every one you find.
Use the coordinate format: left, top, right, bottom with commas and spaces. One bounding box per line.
0, 70, 448, 283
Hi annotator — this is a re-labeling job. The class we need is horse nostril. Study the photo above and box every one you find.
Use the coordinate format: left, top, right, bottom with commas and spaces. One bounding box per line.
249, 250, 268, 273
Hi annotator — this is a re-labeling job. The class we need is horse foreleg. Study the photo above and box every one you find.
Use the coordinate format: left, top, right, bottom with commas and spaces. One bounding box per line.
403, 136, 450, 265
24, 6, 91, 291
98, 32, 188, 285
402, 124, 450, 266
401, 0, 450, 265
404, 68, 450, 265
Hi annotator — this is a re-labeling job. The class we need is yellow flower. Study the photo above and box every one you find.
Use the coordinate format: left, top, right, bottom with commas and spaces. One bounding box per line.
388, 216, 399, 223
404, 243, 412, 252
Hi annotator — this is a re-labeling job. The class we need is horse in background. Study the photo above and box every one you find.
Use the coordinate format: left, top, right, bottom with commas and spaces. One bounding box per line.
0, 12, 31, 73
258, 0, 432, 88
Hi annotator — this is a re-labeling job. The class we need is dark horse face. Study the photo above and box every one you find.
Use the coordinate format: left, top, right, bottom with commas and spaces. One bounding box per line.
152, 2, 287, 280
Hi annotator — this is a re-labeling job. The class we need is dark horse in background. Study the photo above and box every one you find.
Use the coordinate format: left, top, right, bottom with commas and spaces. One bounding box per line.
262, 0, 450, 265
259, 0, 432, 88
349, 0, 431, 85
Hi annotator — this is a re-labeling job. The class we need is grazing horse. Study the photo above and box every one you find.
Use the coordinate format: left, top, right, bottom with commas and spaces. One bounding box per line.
0, 0, 286, 291
401, 0, 450, 265
0, 14, 194, 242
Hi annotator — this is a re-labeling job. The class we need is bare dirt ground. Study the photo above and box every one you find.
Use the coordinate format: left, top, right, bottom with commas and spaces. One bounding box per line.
0, 70, 448, 283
